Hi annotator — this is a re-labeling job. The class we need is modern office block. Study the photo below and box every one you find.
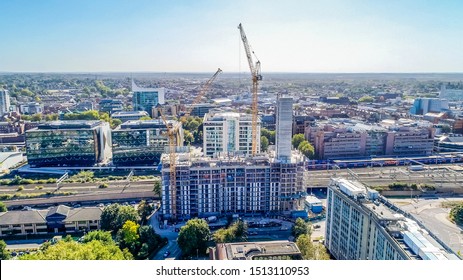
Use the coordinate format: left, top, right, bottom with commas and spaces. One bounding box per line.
26, 120, 112, 167
132, 80, 165, 116
112, 120, 183, 166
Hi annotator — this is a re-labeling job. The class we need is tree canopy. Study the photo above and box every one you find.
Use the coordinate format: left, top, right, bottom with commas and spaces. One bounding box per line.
261, 128, 276, 144
82, 230, 113, 244
292, 134, 305, 149
450, 203, 463, 225
260, 136, 269, 152
100, 203, 140, 232
292, 218, 312, 239
0, 202, 7, 212
213, 220, 248, 244
296, 234, 330, 260
137, 200, 154, 225
19, 240, 133, 260
177, 218, 211, 256
0, 240, 10, 260
298, 140, 315, 159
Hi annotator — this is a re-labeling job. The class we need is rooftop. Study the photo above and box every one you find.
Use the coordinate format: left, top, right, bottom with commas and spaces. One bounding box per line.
35, 120, 105, 130
213, 241, 301, 260
117, 119, 179, 130
111, 111, 149, 117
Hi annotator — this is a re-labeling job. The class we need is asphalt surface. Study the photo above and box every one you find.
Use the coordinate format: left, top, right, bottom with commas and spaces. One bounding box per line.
391, 197, 463, 254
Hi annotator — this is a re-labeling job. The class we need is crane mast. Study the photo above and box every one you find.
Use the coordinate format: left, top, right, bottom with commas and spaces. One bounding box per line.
238, 23, 261, 156
158, 108, 177, 219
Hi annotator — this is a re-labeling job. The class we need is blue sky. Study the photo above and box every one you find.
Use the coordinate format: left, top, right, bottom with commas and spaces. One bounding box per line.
1, 0, 462, 72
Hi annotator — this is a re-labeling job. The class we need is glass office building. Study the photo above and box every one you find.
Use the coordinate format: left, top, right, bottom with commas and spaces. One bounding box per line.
26, 121, 112, 167
112, 120, 183, 166
132, 80, 165, 117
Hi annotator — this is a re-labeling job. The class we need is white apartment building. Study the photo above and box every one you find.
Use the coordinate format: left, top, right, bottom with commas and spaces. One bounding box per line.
325, 178, 459, 260
203, 111, 260, 157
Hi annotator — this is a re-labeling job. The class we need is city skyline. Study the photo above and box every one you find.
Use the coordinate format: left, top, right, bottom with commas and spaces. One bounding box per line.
1, 0, 463, 73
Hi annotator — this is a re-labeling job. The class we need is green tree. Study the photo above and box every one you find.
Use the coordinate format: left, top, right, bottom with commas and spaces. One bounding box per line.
100, 204, 139, 232
19, 240, 133, 260
139, 116, 152, 121
185, 120, 200, 131
213, 220, 248, 244
119, 220, 140, 245
292, 134, 305, 149
110, 118, 122, 129
44, 113, 59, 121
31, 113, 43, 122
292, 218, 312, 239
184, 130, 194, 145
0, 240, 10, 260
177, 218, 211, 257
261, 136, 269, 152
153, 179, 161, 196
0, 202, 6, 212
137, 225, 164, 259
450, 204, 463, 225
296, 234, 330, 260
261, 128, 275, 144
82, 230, 113, 244
358, 95, 374, 103
137, 200, 154, 225
298, 141, 315, 159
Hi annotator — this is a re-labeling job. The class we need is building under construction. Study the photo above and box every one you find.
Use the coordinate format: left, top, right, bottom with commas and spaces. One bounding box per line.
160, 150, 307, 220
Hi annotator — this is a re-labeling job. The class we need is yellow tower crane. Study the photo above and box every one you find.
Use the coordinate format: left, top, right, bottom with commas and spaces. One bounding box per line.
158, 68, 222, 220
157, 108, 177, 219
238, 23, 262, 156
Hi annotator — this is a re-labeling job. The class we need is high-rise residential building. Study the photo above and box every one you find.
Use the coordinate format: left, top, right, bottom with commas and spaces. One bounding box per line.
160, 151, 306, 220
410, 98, 449, 115
203, 111, 260, 157
26, 121, 112, 167
111, 120, 183, 166
132, 80, 165, 117
0, 89, 11, 115
275, 96, 293, 162
325, 178, 459, 260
